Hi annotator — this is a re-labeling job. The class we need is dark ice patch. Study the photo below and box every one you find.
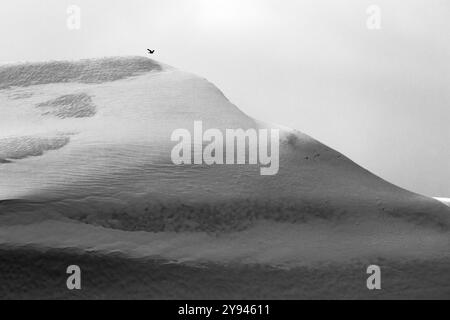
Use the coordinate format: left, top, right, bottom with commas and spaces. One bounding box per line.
0, 56, 162, 89
36, 93, 96, 118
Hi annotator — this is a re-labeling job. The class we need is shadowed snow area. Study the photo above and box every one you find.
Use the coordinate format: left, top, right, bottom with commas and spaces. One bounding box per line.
0, 56, 162, 89
0, 219, 448, 266
36, 93, 96, 118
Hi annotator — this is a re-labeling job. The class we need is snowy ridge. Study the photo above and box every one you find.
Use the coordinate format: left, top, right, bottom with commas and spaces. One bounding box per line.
0, 57, 449, 266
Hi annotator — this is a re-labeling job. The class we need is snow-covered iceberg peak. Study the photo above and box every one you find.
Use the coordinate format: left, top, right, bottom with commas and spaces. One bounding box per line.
0, 56, 449, 233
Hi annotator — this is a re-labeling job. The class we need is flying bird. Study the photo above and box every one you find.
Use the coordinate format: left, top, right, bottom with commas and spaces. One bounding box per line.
147, 49, 155, 54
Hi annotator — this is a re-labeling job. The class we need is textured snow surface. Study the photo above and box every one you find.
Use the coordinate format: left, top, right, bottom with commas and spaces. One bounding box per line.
0, 57, 449, 283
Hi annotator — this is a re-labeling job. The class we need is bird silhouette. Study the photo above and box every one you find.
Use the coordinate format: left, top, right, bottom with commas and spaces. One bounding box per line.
147, 49, 155, 54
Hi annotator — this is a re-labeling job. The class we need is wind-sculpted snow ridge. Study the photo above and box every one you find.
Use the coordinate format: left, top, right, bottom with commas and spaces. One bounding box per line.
0, 56, 162, 89
0, 56, 449, 234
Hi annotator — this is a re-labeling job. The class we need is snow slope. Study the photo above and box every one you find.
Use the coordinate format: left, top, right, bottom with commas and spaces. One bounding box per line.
0, 56, 449, 268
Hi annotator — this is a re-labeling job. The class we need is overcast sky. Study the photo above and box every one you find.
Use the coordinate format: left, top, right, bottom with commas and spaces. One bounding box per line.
0, 0, 449, 197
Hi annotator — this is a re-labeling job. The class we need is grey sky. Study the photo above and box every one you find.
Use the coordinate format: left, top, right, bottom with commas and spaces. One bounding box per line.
0, 0, 449, 197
